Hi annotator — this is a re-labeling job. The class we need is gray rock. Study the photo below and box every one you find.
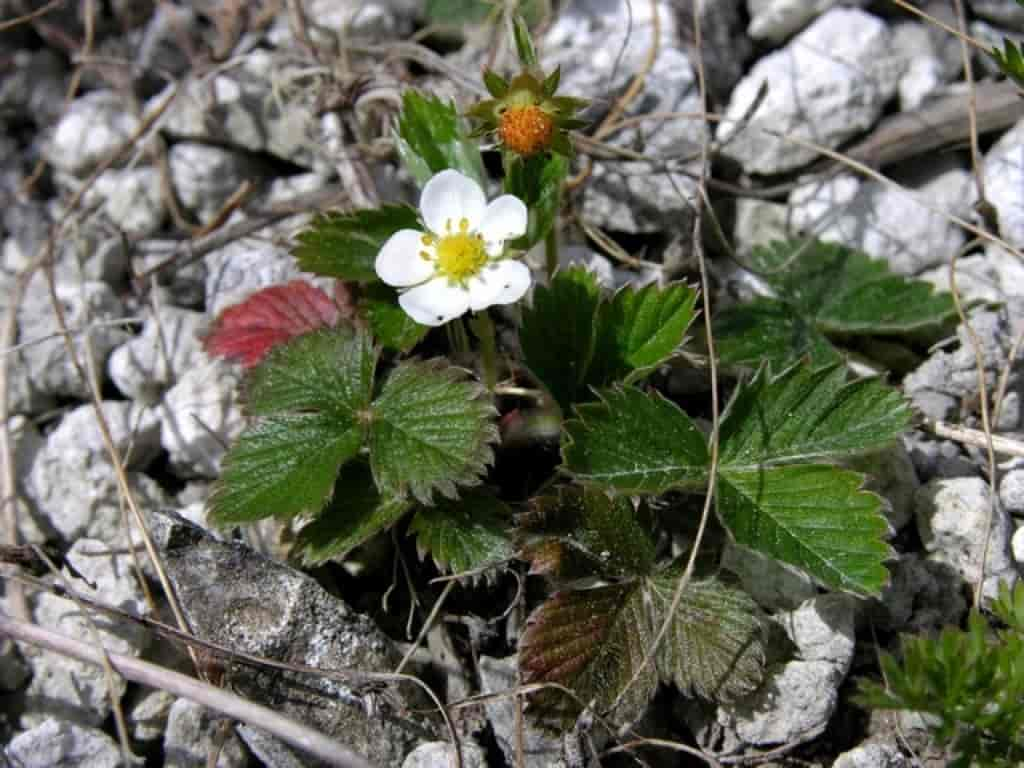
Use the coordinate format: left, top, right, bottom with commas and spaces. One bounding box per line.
159, 357, 245, 479
832, 742, 907, 768
169, 143, 253, 222
204, 238, 308, 317
5, 718, 123, 768
720, 8, 902, 174
164, 699, 250, 768
915, 477, 1018, 602
108, 305, 208, 404
479, 655, 565, 768
21, 539, 150, 728
787, 160, 972, 275
543, 1, 705, 234
133, 243, 208, 309
126, 688, 176, 743
712, 595, 856, 749
25, 442, 171, 542
845, 444, 920, 532
871, 552, 967, 632
402, 741, 488, 768
973, 0, 1024, 30
42, 401, 161, 472
51, 228, 131, 286
732, 199, 791, 254
920, 244, 1024, 304
984, 118, 1024, 249
84, 167, 166, 238
676, 0, 750, 99
0, 49, 67, 128
1000, 468, 1024, 513
905, 308, 1024, 429
152, 75, 266, 153
721, 543, 817, 611
890, 19, 962, 111
45, 90, 139, 176
145, 509, 429, 767
2, 201, 50, 273
746, 0, 864, 43
266, 0, 409, 47
17, 276, 129, 400
1012, 526, 1024, 572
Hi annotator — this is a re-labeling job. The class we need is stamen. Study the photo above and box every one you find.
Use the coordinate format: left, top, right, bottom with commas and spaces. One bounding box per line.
419, 250, 432, 261
445, 218, 453, 233
459, 218, 469, 233
421, 234, 434, 246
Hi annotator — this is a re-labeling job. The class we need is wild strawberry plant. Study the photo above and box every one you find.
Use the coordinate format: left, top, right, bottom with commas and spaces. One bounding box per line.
204, 16, 959, 732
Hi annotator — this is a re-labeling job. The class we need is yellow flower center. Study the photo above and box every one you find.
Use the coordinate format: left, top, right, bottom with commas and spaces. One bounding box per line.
426, 218, 488, 282
498, 104, 554, 156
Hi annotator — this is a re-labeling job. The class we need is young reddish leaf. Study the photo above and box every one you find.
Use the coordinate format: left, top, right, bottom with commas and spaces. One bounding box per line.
204, 280, 346, 368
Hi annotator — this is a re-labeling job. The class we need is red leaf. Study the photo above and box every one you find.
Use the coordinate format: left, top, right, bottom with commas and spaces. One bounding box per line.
204, 281, 346, 368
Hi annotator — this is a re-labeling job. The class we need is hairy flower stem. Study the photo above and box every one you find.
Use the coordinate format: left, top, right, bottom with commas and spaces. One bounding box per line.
469, 311, 498, 391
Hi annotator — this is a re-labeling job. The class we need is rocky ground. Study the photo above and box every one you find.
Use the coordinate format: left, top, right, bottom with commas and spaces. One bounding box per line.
2, 0, 1024, 766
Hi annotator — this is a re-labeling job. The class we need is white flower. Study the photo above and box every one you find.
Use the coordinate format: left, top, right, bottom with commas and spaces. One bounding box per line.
375, 170, 531, 326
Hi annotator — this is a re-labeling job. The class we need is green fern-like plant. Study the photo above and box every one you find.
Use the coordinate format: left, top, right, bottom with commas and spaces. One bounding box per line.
991, 0, 1024, 91
857, 581, 1024, 768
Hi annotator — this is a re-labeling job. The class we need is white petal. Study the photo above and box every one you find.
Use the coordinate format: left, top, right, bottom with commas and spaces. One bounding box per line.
420, 170, 486, 235
399, 278, 471, 326
375, 229, 435, 287
478, 195, 528, 245
467, 260, 532, 311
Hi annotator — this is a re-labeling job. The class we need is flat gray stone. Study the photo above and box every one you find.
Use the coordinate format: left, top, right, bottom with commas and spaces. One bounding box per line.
145, 509, 430, 767
5, 718, 124, 768
164, 699, 250, 768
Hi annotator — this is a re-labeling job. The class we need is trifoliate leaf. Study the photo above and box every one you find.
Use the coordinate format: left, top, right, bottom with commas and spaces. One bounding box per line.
504, 153, 569, 249
210, 328, 377, 524
520, 267, 602, 411
210, 413, 363, 523
396, 91, 485, 187
713, 298, 841, 369
369, 359, 498, 503
646, 571, 766, 701
563, 387, 708, 494
292, 461, 411, 565
246, 328, 377, 418
718, 363, 911, 468
518, 487, 656, 580
293, 205, 421, 282
713, 239, 957, 367
519, 582, 656, 725
589, 282, 699, 386
203, 281, 346, 368
408, 490, 514, 578
359, 283, 429, 353
717, 465, 892, 595
749, 239, 957, 334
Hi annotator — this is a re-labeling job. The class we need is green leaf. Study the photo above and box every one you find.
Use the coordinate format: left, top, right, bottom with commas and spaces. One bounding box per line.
647, 571, 766, 702
512, 13, 539, 68
718, 364, 911, 468
246, 328, 376, 417
749, 240, 957, 334
563, 387, 708, 494
504, 153, 568, 250
483, 69, 509, 98
210, 328, 377, 524
369, 359, 498, 503
396, 91, 485, 187
359, 283, 429, 353
293, 205, 421, 282
713, 298, 841, 369
210, 414, 363, 523
717, 465, 892, 595
292, 461, 411, 565
409, 490, 514, 577
520, 267, 601, 410
589, 282, 699, 387
991, 38, 1024, 90
519, 582, 656, 725
518, 487, 657, 580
